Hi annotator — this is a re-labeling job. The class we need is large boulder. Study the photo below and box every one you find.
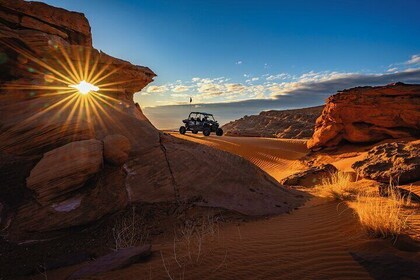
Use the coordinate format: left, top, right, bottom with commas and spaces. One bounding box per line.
352, 141, 420, 184
10, 167, 128, 236
280, 164, 338, 188
125, 134, 307, 216
222, 106, 323, 139
26, 139, 103, 205
307, 83, 420, 150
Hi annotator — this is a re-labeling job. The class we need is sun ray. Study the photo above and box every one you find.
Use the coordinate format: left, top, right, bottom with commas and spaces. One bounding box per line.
50, 51, 80, 84
90, 65, 125, 85
74, 45, 85, 81
83, 47, 92, 81
58, 45, 82, 82
0, 40, 76, 85
0, 36, 139, 144
86, 55, 100, 82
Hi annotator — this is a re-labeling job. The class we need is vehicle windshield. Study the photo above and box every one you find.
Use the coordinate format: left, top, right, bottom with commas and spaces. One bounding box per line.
189, 113, 215, 121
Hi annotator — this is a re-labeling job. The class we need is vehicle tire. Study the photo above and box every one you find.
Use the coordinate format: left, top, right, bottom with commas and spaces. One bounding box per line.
179, 126, 186, 134
192, 129, 198, 134
216, 128, 223, 136
203, 128, 211, 136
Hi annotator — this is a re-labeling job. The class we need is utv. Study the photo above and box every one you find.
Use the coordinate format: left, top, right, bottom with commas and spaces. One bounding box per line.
179, 112, 223, 136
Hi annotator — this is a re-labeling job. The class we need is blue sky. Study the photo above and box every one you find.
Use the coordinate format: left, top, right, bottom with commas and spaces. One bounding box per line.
40, 0, 420, 127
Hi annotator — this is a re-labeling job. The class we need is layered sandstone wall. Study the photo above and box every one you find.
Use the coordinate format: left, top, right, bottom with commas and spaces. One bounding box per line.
222, 106, 324, 139
307, 83, 420, 150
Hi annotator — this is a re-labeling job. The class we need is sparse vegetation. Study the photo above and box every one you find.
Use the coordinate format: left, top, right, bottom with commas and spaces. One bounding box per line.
315, 173, 415, 238
160, 215, 227, 280
314, 171, 361, 200
112, 206, 149, 250
349, 185, 413, 238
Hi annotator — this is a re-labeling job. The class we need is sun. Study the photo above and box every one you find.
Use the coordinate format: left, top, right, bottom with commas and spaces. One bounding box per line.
69, 80, 99, 95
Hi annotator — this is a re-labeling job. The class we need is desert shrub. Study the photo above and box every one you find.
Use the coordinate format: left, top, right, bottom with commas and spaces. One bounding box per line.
112, 206, 149, 250
314, 171, 360, 200
350, 185, 413, 238
160, 215, 227, 280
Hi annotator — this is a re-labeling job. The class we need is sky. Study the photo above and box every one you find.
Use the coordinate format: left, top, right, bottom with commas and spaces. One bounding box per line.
39, 0, 420, 128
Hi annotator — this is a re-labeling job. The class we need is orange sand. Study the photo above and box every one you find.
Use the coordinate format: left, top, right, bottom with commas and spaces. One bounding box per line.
39, 133, 382, 280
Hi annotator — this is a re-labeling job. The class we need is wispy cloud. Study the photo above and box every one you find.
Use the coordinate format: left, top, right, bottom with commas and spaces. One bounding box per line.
407, 54, 420, 65
146, 85, 168, 93
266, 73, 290, 81
140, 54, 420, 107
171, 85, 190, 92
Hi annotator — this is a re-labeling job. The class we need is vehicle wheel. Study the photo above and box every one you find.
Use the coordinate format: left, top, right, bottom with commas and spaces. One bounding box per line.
179, 126, 186, 134
203, 128, 211, 136
192, 129, 198, 134
216, 128, 223, 136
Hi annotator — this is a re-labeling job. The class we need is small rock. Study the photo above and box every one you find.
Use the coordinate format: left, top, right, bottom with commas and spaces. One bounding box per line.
280, 164, 338, 187
67, 245, 151, 280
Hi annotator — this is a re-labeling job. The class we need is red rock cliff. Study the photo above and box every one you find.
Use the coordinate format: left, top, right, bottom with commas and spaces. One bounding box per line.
307, 83, 420, 150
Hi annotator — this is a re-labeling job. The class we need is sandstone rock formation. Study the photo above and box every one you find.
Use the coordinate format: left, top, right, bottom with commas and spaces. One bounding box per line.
352, 141, 420, 184
103, 134, 131, 165
26, 139, 103, 205
307, 83, 420, 150
0, 0, 305, 240
280, 164, 338, 188
222, 106, 324, 139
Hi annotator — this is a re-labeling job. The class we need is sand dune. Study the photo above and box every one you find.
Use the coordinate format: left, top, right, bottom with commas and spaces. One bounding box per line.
61, 202, 368, 280
36, 134, 419, 279
169, 133, 308, 181
41, 134, 372, 279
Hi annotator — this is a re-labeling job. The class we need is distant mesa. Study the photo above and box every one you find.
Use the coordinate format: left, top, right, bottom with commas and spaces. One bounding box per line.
308, 83, 420, 150
222, 106, 324, 139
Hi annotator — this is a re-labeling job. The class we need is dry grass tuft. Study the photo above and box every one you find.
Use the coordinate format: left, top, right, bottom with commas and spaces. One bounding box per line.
112, 206, 149, 250
314, 171, 361, 200
349, 185, 413, 238
160, 215, 227, 280
314, 172, 414, 238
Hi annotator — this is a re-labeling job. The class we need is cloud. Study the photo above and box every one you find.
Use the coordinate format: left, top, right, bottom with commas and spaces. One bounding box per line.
171, 85, 190, 92
225, 83, 246, 93
266, 73, 290, 81
407, 54, 420, 65
171, 93, 189, 98
269, 68, 420, 98
146, 85, 168, 93
197, 83, 224, 98
140, 54, 420, 108
236, 60, 243, 65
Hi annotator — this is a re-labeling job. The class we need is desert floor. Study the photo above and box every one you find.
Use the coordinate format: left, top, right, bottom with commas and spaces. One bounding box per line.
31, 133, 420, 280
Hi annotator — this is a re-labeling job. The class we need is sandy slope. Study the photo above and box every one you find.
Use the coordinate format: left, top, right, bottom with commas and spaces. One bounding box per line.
169, 133, 308, 181
39, 133, 376, 280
